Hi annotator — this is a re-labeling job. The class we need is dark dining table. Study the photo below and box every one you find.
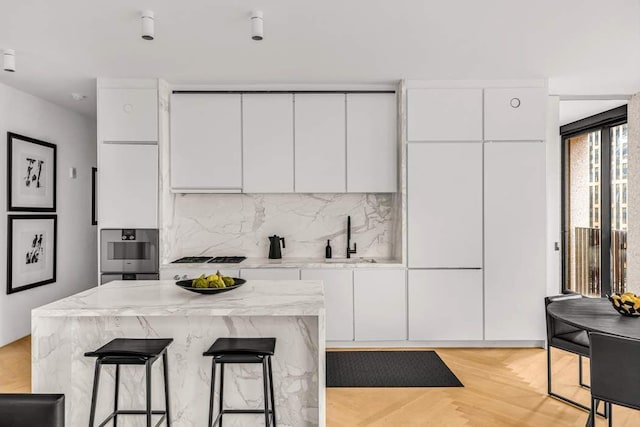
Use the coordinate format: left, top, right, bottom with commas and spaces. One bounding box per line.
547, 297, 640, 340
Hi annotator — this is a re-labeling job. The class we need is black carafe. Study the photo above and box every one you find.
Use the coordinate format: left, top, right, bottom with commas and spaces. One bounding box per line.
268, 235, 286, 259
325, 240, 332, 259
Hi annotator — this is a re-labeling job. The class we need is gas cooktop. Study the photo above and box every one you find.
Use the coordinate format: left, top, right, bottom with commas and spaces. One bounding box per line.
171, 256, 213, 263
171, 256, 246, 264
208, 256, 247, 264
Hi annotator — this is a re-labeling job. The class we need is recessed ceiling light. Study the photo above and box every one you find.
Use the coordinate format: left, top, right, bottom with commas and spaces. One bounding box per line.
3, 49, 16, 72
71, 93, 87, 101
141, 10, 154, 40
251, 10, 264, 41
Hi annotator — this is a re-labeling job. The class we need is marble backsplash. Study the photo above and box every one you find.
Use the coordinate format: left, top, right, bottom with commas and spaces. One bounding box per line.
161, 193, 397, 262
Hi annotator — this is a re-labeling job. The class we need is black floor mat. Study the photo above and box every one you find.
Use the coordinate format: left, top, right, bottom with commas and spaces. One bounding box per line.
327, 351, 463, 387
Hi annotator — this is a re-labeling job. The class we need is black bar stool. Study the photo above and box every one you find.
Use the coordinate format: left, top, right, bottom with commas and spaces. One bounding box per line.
203, 337, 276, 427
85, 338, 173, 427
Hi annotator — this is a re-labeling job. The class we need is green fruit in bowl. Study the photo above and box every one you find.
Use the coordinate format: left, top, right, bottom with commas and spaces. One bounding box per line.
222, 277, 235, 286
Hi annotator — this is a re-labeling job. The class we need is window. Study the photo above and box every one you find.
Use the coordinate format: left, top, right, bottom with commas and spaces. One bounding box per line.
562, 105, 628, 296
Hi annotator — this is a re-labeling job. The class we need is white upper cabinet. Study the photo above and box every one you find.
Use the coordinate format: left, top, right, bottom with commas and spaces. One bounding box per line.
170, 94, 242, 192
408, 269, 483, 341
407, 88, 483, 142
353, 269, 406, 341
301, 269, 354, 341
294, 94, 346, 193
408, 143, 483, 268
98, 88, 158, 142
98, 143, 158, 228
346, 93, 397, 193
484, 142, 546, 341
242, 94, 294, 193
484, 88, 547, 141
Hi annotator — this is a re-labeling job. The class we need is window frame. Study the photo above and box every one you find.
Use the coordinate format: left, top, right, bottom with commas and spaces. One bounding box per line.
560, 105, 627, 296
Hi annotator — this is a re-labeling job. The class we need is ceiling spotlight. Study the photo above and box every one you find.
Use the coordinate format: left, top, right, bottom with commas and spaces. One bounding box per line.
3, 49, 15, 72
141, 10, 155, 40
251, 10, 263, 41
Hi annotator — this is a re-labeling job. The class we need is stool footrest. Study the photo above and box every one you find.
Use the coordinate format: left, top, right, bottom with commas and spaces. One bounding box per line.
97, 410, 167, 427
212, 409, 274, 427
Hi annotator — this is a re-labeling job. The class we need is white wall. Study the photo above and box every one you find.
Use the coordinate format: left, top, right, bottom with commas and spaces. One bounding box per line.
0, 82, 97, 347
546, 96, 561, 296
627, 94, 640, 294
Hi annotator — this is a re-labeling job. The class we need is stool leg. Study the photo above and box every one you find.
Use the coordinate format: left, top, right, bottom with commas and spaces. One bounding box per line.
219, 363, 225, 427
88, 360, 102, 427
267, 356, 276, 427
114, 364, 120, 427
163, 351, 171, 426
146, 360, 152, 427
262, 358, 270, 426
208, 360, 216, 427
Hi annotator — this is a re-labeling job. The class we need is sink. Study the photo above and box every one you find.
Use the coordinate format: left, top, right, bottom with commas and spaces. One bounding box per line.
325, 258, 377, 264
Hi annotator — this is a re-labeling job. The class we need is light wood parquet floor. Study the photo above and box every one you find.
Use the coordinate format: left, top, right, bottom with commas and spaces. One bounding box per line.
1, 337, 637, 426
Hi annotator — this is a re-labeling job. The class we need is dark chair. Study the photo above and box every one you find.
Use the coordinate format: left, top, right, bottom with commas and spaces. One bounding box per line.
545, 294, 607, 416
0, 394, 64, 427
586, 332, 640, 427
85, 338, 173, 427
203, 337, 276, 427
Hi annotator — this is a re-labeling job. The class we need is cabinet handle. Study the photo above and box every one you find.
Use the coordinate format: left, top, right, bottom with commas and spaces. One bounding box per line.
173, 275, 180, 280
182, 274, 188, 280
510, 97, 521, 108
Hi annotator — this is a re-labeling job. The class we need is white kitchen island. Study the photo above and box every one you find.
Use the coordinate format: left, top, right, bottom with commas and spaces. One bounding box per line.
32, 280, 325, 427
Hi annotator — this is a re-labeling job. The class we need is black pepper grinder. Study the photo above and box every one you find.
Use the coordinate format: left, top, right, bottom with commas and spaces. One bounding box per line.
325, 240, 332, 259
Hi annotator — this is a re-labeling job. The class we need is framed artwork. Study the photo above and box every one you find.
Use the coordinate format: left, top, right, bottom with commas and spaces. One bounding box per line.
7, 215, 57, 294
91, 167, 97, 225
7, 132, 57, 212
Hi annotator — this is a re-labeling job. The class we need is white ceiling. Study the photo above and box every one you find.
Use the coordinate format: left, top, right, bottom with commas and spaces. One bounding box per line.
0, 0, 639, 117
559, 99, 629, 126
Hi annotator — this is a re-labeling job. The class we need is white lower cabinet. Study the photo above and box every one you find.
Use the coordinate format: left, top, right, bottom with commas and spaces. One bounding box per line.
160, 269, 240, 281
240, 268, 300, 280
301, 269, 354, 341
408, 270, 483, 341
353, 270, 406, 341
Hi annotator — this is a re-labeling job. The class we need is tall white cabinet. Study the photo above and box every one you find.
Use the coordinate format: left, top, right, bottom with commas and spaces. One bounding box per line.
484, 142, 546, 340
408, 143, 483, 268
406, 81, 547, 345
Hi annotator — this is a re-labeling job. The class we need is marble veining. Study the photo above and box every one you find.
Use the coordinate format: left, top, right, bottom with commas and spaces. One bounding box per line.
161, 193, 396, 264
32, 280, 325, 426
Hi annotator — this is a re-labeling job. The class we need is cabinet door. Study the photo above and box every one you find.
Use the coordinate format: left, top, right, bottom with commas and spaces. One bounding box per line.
408, 143, 482, 268
484, 88, 547, 141
407, 88, 483, 141
301, 269, 354, 341
353, 269, 406, 341
408, 270, 483, 341
98, 88, 158, 142
170, 94, 242, 192
98, 143, 157, 228
484, 142, 546, 341
294, 94, 346, 192
240, 268, 300, 280
346, 93, 397, 193
242, 94, 294, 193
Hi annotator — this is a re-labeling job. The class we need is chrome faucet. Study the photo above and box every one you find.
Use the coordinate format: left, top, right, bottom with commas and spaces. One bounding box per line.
346, 216, 357, 258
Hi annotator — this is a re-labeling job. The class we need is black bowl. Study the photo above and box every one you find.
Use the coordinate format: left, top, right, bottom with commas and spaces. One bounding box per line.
607, 293, 640, 317
175, 278, 246, 294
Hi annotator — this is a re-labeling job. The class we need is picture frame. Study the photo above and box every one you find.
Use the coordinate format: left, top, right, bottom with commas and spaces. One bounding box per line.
7, 215, 57, 294
7, 132, 57, 212
91, 167, 97, 225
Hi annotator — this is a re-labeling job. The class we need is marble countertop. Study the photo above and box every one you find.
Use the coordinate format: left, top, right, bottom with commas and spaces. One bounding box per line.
161, 257, 404, 269
32, 280, 324, 318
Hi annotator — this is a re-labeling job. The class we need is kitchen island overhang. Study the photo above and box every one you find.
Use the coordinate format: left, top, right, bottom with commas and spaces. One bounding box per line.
32, 279, 325, 426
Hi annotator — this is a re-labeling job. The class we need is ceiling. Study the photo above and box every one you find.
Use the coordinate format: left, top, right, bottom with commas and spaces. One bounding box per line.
559, 99, 629, 126
0, 0, 639, 117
